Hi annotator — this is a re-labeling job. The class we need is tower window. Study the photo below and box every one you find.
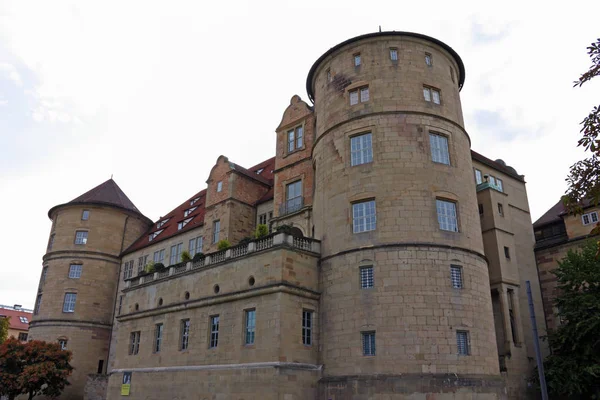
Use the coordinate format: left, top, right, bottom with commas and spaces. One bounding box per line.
68, 264, 82, 279
450, 265, 463, 289
82, 210, 90, 221
180, 319, 190, 350
436, 199, 458, 232
352, 200, 376, 233
287, 126, 304, 153
62, 293, 77, 313
244, 309, 256, 345
217, 181, 223, 192
354, 53, 361, 67
390, 48, 398, 61
58, 339, 68, 350
423, 86, 441, 104
213, 220, 220, 244
360, 266, 374, 289
74, 230, 88, 245
350, 86, 369, 106
209, 315, 219, 348
34, 295, 42, 315
350, 133, 373, 166
154, 323, 163, 353
302, 310, 313, 345
425, 53, 433, 66
456, 331, 469, 355
362, 331, 376, 356
429, 133, 450, 165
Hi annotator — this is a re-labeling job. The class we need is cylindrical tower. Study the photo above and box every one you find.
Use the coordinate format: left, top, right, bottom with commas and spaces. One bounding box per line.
29, 179, 152, 400
308, 32, 503, 397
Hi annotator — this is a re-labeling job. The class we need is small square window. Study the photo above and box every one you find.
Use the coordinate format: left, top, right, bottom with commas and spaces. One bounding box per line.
425, 53, 433, 66
456, 331, 469, 355
390, 48, 398, 61
436, 199, 458, 232
362, 331, 376, 356
504, 246, 510, 259
74, 231, 88, 245
352, 200, 376, 233
360, 266, 374, 289
69, 264, 82, 279
217, 181, 223, 192
350, 133, 373, 166
82, 210, 90, 221
450, 265, 463, 289
354, 53, 361, 67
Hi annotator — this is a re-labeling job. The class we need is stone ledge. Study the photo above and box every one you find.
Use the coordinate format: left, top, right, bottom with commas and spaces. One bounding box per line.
110, 361, 322, 374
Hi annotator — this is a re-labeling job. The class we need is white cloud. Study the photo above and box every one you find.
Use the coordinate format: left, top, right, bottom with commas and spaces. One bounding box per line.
0, 62, 22, 85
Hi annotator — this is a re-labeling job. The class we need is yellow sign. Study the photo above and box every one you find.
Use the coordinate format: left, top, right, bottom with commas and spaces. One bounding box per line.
121, 372, 132, 396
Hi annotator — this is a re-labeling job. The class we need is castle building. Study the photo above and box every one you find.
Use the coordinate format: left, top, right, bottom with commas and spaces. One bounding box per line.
29, 32, 546, 400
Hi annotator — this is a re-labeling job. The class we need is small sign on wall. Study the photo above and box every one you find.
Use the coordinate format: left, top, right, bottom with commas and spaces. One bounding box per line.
121, 372, 132, 396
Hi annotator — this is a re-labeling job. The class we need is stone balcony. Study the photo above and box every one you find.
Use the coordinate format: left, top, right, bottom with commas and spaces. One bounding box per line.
124, 232, 321, 289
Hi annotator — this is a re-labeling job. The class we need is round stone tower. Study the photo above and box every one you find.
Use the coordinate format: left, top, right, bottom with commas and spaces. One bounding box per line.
307, 32, 504, 398
29, 179, 152, 400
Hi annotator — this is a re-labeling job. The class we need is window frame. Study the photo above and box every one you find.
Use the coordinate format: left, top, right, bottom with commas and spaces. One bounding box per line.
287, 125, 304, 154
360, 265, 374, 289
68, 264, 82, 279
62, 293, 77, 313
456, 330, 470, 355
302, 309, 313, 346
423, 86, 441, 105
436, 199, 459, 232
582, 211, 599, 226
217, 181, 223, 192
353, 53, 361, 67
429, 132, 450, 165
474, 169, 483, 184
209, 315, 219, 348
350, 132, 373, 167
213, 220, 220, 244
361, 331, 376, 356
129, 331, 140, 355
390, 48, 398, 61
352, 200, 377, 234
58, 339, 68, 350
349, 86, 369, 106
81, 210, 90, 221
180, 319, 190, 351
154, 323, 163, 353
450, 265, 463, 289
425, 52, 433, 67
74, 230, 88, 245
244, 309, 256, 346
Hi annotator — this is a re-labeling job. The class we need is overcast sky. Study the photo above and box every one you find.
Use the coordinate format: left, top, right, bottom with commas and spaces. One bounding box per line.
1, 1, 598, 308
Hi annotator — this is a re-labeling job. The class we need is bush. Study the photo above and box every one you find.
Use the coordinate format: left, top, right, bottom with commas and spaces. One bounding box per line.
275, 224, 292, 234
144, 261, 155, 274
181, 250, 192, 263
192, 252, 205, 263
217, 239, 231, 251
153, 262, 165, 271
255, 224, 269, 239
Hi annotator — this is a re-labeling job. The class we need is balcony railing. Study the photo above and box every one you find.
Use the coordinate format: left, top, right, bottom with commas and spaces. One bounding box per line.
125, 232, 321, 289
279, 197, 304, 216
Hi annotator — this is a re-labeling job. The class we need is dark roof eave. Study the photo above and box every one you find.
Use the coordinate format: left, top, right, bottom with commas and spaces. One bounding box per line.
48, 201, 153, 226
471, 150, 525, 182
306, 31, 466, 102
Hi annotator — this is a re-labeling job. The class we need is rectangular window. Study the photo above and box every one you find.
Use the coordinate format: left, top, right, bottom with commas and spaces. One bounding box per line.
423, 87, 440, 104
390, 48, 398, 61
350, 90, 359, 105
326, 68, 331, 83
217, 181, 223, 192
137, 255, 148, 274
18, 332, 28, 341
285, 180, 303, 213
429, 133, 450, 165
353, 200, 376, 233
153, 249, 165, 263
209, 315, 219, 348
124, 261, 134, 280
354, 53, 361, 67
118, 295, 124, 315
47, 234, 55, 251
432, 89, 440, 104
296, 126, 303, 149
97, 360, 104, 374
475, 169, 483, 184
287, 126, 304, 153
68, 264, 82, 279
302, 310, 313, 345
504, 246, 510, 259
362, 331, 376, 356
63, 293, 77, 313
74, 230, 88, 245
244, 309, 256, 345
450, 265, 463, 289
498, 203, 504, 217
456, 331, 469, 355
129, 331, 140, 355
213, 221, 220, 244
350, 133, 373, 166
259, 213, 267, 225
478, 204, 484, 215
350, 86, 369, 105
360, 266, 374, 289
82, 210, 90, 221
180, 319, 190, 350
436, 199, 458, 232
496, 178, 504, 192
360, 87, 370, 102
34, 295, 42, 315
59, 339, 67, 350
170, 243, 183, 265
582, 211, 598, 225
425, 53, 433, 66
154, 323, 163, 353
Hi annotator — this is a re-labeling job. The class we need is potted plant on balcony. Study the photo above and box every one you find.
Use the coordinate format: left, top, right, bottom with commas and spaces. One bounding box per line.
181, 250, 192, 263
217, 239, 231, 251
144, 261, 156, 274
192, 252, 205, 263
255, 224, 269, 239
153, 262, 165, 271
275, 224, 293, 235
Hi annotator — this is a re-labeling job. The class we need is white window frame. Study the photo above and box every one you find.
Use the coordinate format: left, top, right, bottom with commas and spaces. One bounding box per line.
149, 229, 163, 242
474, 169, 483, 184
217, 181, 223, 192
184, 207, 197, 218
350, 133, 373, 166
178, 217, 193, 230
429, 133, 450, 165
436, 199, 458, 232
63, 293, 77, 313
423, 86, 441, 104
360, 266, 374, 289
450, 265, 463, 289
390, 48, 398, 61
157, 219, 169, 229
68, 264, 82, 279
81, 210, 90, 221
350, 86, 369, 106
582, 211, 598, 226
425, 52, 433, 66
181, 319, 190, 351
352, 200, 376, 233
153, 249, 165, 263
74, 230, 88, 245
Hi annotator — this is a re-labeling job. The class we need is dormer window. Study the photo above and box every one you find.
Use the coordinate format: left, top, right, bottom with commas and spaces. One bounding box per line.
582, 211, 599, 226
287, 126, 303, 153
256, 168, 264, 174
178, 217, 193, 230
190, 197, 200, 206
157, 219, 169, 229
184, 207, 197, 217
149, 229, 164, 242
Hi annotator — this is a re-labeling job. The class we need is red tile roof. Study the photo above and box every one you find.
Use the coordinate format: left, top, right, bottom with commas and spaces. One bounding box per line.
0, 307, 32, 332
533, 198, 594, 229
122, 156, 276, 256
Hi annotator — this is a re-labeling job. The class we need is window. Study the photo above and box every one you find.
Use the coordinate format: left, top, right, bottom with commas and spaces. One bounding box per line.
425, 53, 433, 66
498, 203, 504, 217
474, 169, 483, 184
360, 266, 374, 289
582, 211, 599, 226
148, 229, 163, 242
285, 180, 303, 214
153, 249, 165, 263
178, 217, 193, 230
504, 246, 510, 259
18, 332, 28, 341
190, 197, 200, 206
63, 293, 77, 313
259, 213, 267, 225
82, 210, 90, 220
362, 331, 376, 356
478, 204, 484, 216
353, 200, 376, 233
59, 339, 68, 350
118, 295, 124, 315
97, 360, 104, 374
184, 207, 197, 217
350, 133, 373, 166
436, 199, 458, 232
423, 87, 441, 104
189, 236, 203, 256
496, 178, 504, 192
429, 133, 450, 165
209, 315, 219, 348
350, 86, 369, 106
137, 255, 148, 274
124, 261, 134, 280
244, 309, 256, 345
47, 234, 55, 251
217, 181, 223, 192
180, 319, 190, 350
154, 323, 163, 353
170, 243, 183, 265
157, 219, 169, 229
19, 316, 28, 324
69, 264, 82, 279
129, 331, 140, 355
302, 310, 313, 345
287, 126, 304, 153
456, 331, 469, 355
390, 48, 398, 61
354, 53, 361, 67
213, 220, 220, 243
74, 230, 88, 245
450, 265, 463, 289
34, 295, 42, 315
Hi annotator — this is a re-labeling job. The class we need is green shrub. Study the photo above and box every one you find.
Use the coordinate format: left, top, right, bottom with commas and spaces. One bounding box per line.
239, 236, 254, 245
154, 262, 165, 271
144, 261, 156, 274
192, 252, 205, 263
217, 239, 231, 251
255, 224, 269, 239
181, 250, 192, 263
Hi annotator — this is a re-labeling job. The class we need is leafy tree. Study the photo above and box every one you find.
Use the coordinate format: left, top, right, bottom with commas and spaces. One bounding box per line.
540, 241, 600, 398
0, 316, 9, 342
564, 38, 600, 214
0, 338, 73, 400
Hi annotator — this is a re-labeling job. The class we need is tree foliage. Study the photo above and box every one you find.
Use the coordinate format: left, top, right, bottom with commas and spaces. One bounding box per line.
0, 316, 9, 342
540, 241, 600, 398
564, 38, 600, 212
0, 338, 73, 400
